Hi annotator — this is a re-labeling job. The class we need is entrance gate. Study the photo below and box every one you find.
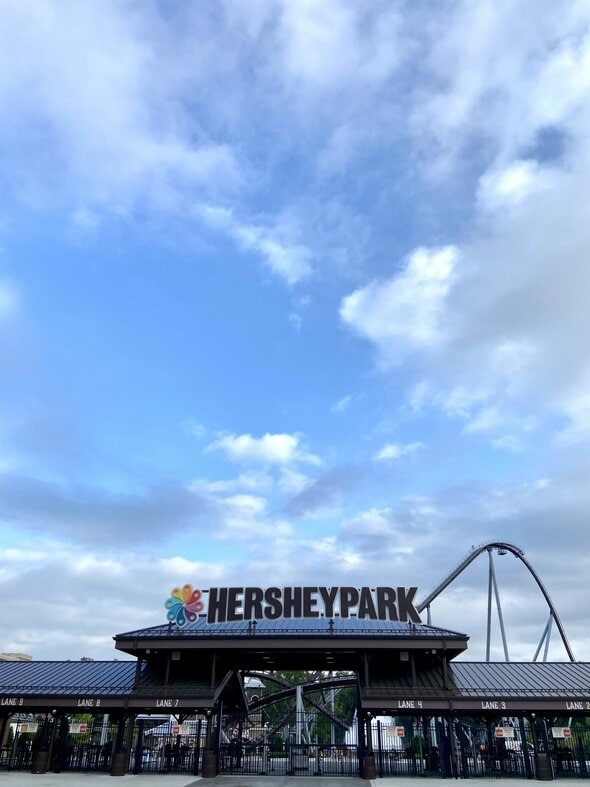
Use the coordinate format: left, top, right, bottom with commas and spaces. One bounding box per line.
217, 707, 360, 778
218, 740, 360, 777
4, 712, 590, 777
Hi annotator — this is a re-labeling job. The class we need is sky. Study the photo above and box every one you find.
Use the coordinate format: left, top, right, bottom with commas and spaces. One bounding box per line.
1, 0, 590, 664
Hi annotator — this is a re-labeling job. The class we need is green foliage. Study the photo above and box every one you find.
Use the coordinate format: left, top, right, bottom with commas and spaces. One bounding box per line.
271, 734, 284, 752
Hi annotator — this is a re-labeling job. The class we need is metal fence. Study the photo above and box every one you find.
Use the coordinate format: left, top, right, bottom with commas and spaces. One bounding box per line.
218, 741, 360, 777
3, 712, 590, 778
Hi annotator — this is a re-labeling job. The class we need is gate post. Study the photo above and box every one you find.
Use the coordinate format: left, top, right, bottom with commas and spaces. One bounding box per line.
376, 718, 383, 777
530, 715, 553, 781
202, 702, 222, 778
132, 718, 144, 774
577, 731, 588, 777
448, 715, 460, 778
51, 713, 69, 772
519, 717, 533, 778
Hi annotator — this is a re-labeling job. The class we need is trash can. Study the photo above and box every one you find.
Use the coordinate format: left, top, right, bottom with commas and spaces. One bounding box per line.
31, 749, 49, 774
110, 751, 128, 776
535, 752, 553, 781
361, 752, 376, 779
202, 749, 218, 777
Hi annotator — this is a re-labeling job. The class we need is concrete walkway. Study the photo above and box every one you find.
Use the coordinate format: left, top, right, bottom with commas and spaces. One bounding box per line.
0, 775, 587, 787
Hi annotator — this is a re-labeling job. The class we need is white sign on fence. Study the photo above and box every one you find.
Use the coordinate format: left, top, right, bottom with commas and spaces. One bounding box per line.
69, 723, 88, 734
494, 726, 515, 738
19, 723, 39, 734
383, 725, 405, 738
171, 724, 191, 736
552, 727, 572, 739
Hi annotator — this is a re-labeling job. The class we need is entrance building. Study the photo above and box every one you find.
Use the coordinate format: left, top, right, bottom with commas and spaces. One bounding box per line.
2, 590, 590, 778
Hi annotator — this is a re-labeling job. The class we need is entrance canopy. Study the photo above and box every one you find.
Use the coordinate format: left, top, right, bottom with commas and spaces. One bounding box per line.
114, 616, 469, 671
2, 617, 590, 717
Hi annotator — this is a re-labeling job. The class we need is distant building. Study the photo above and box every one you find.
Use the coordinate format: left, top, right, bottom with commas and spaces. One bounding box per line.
0, 652, 32, 661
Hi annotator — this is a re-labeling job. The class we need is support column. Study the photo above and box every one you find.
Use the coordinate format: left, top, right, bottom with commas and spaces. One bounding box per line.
132, 718, 144, 774
519, 717, 533, 778
52, 714, 69, 772
447, 715, 460, 778
202, 704, 219, 778
530, 714, 553, 781
192, 718, 203, 776
360, 713, 376, 779
356, 693, 365, 766
0, 715, 9, 748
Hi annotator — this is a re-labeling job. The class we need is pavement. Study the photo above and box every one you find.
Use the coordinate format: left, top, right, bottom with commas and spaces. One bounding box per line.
0, 775, 587, 787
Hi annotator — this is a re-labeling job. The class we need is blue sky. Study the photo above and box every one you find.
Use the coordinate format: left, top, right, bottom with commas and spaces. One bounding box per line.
1, 0, 590, 661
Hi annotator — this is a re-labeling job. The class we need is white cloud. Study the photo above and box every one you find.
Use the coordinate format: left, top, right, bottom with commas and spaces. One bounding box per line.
350, 2, 590, 444
331, 394, 352, 414
374, 441, 425, 461
189, 471, 273, 495
197, 203, 313, 285
186, 420, 207, 440
463, 407, 504, 435
278, 467, 312, 496
414, 1, 590, 166
556, 386, 590, 445
478, 160, 555, 211
214, 494, 293, 541
207, 431, 320, 466
0, 2, 242, 215
235, 224, 313, 285
224, 493, 267, 519
492, 435, 525, 453
277, 2, 403, 92
340, 246, 458, 360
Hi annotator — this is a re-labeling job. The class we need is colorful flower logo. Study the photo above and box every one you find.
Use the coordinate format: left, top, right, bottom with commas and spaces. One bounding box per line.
165, 584, 204, 627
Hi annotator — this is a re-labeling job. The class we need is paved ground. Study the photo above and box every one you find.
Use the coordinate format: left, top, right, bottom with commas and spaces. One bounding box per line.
0, 775, 587, 786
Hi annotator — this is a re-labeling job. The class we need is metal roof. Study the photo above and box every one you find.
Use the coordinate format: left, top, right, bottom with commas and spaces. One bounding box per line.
0, 660, 247, 713
360, 661, 590, 715
0, 660, 138, 696
2, 658, 590, 715
451, 661, 590, 697
116, 616, 468, 640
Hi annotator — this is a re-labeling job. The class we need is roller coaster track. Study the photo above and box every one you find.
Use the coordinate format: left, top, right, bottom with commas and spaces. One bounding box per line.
417, 541, 575, 662
234, 542, 573, 741
244, 671, 356, 730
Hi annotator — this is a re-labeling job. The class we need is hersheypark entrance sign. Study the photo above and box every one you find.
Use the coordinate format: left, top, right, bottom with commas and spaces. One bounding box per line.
165, 584, 422, 627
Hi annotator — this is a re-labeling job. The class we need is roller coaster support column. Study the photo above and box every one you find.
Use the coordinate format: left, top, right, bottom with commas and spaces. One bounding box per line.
295, 684, 304, 744
487, 548, 510, 661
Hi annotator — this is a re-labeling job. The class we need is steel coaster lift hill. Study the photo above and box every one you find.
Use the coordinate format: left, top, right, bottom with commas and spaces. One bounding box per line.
1, 541, 590, 780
